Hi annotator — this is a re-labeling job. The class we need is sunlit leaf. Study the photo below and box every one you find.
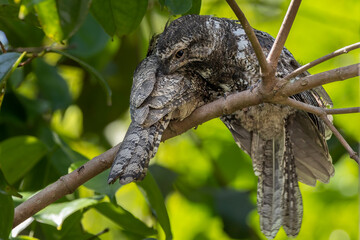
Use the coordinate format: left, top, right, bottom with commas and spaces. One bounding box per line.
165, 0, 192, 15
34, 197, 103, 228
0, 52, 26, 109
91, 0, 148, 37
50, 49, 112, 105
137, 172, 172, 240
94, 202, 157, 236
0, 193, 13, 240
34, 0, 63, 42
10, 236, 40, 240
0, 136, 47, 184
34, 0, 91, 41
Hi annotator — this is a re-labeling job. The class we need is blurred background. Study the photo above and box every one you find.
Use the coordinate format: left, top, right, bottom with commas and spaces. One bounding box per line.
0, 0, 359, 239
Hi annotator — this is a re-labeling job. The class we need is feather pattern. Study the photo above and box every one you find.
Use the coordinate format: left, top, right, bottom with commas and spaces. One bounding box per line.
108, 15, 334, 239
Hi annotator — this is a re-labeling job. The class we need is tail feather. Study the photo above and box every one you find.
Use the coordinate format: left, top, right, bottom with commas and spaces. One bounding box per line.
252, 130, 303, 239
282, 129, 303, 237
108, 117, 170, 184
252, 133, 284, 239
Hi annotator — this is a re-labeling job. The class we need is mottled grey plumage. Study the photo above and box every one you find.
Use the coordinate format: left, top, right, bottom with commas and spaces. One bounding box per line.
108, 15, 334, 238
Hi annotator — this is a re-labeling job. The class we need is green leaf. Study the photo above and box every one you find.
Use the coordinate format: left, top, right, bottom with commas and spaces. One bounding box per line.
0, 3, 40, 26
0, 136, 47, 184
184, 0, 201, 15
34, 59, 72, 110
165, 0, 192, 15
69, 161, 120, 198
213, 189, 254, 238
0, 52, 26, 109
68, 14, 110, 59
94, 202, 157, 236
34, 197, 103, 228
0, 193, 13, 240
56, 0, 91, 39
34, 0, 63, 42
39, 211, 99, 240
51, 49, 112, 105
91, 0, 148, 37
137, 172, 172, 240
10, 236, 40, 240
0, 169, 22, 197
34, 0, 91, 42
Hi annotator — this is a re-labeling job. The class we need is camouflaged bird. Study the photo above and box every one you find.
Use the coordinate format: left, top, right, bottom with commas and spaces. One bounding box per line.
108, 15, 334, 239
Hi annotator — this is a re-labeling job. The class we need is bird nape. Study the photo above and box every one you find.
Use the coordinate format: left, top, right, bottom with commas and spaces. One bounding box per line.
108, 15, 334, 239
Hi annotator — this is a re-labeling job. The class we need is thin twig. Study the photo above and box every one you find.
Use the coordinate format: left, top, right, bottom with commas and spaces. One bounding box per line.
325, 107, 360, 115
0, 41, 6, 53
280, 63, 360, 97
8, 45, 71, 54
281, 98, 359, 163
321, 116, 359, 163
284, 42, 360, 81
267, 0, 302, 69
225, 0, 271, 76
87, 228, 110, 240
17, 55, 37, 67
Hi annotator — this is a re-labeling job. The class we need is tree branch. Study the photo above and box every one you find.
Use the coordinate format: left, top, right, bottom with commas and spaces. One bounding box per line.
13, 147, 118, 227
267, 0, 302, 69
284, 42, 360, 81
279, 63, 360, 97
225, 0, 271, 77
13, 61, 360, 228
325, 107, 360, 115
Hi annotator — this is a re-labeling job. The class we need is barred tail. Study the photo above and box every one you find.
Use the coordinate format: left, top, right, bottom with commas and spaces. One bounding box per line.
252, 130, 302, 239
108, 117, 170, 185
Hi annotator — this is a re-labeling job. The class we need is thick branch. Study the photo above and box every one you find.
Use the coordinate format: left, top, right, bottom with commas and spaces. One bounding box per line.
162, 89, 261, 140
13, 147, 118, 227
225, 0, 271, 76
267, 0, 302, 68
284, 42, 360, 81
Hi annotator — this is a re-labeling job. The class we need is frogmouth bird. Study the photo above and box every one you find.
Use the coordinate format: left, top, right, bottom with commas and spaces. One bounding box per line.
108, 15, 334, 239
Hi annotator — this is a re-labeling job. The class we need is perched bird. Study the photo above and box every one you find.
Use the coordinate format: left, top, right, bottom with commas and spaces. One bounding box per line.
108, 15, 334, 239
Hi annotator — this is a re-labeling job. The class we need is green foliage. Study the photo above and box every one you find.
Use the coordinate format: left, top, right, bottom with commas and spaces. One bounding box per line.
0, 191, 14, 240
0, 136, 47, 184
137, 172, 172, 240
0, 52, 25, 108
0, 0, 358, 240
91, 0, 148, 37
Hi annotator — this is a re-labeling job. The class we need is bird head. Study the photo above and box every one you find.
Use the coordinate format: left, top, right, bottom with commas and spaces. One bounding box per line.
130, 15, 252, 127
